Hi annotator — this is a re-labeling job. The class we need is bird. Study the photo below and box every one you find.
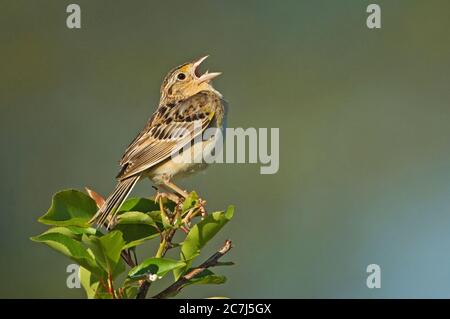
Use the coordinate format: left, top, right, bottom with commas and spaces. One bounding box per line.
89, 56, 226, 229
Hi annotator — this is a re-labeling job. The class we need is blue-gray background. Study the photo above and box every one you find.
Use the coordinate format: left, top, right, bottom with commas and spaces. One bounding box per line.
1, 0, 450, 298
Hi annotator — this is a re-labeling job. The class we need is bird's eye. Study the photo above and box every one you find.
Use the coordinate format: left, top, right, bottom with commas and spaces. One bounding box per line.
177, 73, 186, 80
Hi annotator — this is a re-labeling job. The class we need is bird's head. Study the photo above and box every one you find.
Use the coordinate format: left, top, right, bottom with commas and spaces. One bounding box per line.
160, 56, 221, 103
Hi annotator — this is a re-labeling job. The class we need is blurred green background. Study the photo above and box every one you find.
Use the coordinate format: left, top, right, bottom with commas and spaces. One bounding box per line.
1, 0, 450, 298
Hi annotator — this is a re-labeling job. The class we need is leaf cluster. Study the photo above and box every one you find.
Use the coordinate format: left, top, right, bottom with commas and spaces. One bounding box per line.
31, 189, 234, 299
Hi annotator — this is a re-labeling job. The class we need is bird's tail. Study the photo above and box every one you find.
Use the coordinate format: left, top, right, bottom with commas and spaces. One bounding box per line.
89, 175, 140, 229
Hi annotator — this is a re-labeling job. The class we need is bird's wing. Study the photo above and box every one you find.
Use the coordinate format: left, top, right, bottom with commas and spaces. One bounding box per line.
117, 91, 220, 180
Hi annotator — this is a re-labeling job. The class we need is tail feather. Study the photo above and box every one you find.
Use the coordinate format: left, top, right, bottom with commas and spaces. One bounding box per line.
89, 175, 140, 229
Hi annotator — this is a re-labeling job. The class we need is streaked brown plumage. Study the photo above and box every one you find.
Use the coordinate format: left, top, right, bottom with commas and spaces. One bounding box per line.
89, 56, 226, 228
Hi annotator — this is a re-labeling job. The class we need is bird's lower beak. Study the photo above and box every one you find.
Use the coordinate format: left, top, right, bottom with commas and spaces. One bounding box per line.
198, 71, 222, 83
193, 55, 221, 83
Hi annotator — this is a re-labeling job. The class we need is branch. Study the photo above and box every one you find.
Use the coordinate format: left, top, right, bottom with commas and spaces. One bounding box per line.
121, 249, 136, 268
136, 280, 151, 299
151, 240, 233, 299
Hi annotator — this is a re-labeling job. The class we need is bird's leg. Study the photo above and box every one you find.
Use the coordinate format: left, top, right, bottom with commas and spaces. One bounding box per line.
154, 189, 180, 204
161, 175, 208, 219
154, 184, 185, 215
161, 175, 189, 198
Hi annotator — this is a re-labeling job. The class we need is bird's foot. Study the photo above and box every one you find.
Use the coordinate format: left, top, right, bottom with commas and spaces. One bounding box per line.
154, 190, 179, 204
181, 197, 207, 230
161, 175, 189, 198
197, 198, 208, 217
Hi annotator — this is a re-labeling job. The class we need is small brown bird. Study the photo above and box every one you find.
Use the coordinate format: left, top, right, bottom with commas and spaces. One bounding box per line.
89, 56, 226, 228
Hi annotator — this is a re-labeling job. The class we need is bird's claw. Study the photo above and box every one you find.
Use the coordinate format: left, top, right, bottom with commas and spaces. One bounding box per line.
198, 198, 208, 217
154, 191, 179, 204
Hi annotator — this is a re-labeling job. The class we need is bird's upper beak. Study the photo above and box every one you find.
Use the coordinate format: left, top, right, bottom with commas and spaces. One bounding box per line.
193, 56, 221, 83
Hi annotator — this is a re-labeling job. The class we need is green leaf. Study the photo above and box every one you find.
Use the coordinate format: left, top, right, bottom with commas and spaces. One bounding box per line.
31, 232, 101, 276
38, 189, 97, 227
114, 213, 160, 249
82, 231, 126, 278
128, 258, 185, 281
158, 197, 178, 212
182, 191, 199, 214
122, 285, 139, 299
79, 266, 106, 299
146, 211, 166, 230
119, 226, 159, 249
39, 226, 101, 240
95, 292, 114, 299
186, 269, 227, 286
174, 206, 234, 280
117, 211, 156, 226
148, 210, 163, 222
118, 197, 159, 214
167, 270, 227, 298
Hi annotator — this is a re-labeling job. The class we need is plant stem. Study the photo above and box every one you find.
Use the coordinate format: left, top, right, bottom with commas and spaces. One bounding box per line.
156, 238, 166, 258
108, 273, 116, 299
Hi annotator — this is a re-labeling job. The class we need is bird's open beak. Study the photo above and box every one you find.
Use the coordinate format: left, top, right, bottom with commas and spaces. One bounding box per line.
193, 56, 221, 83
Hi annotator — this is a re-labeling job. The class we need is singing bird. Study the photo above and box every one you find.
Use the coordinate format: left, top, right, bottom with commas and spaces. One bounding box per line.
89, 56, 226, 228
